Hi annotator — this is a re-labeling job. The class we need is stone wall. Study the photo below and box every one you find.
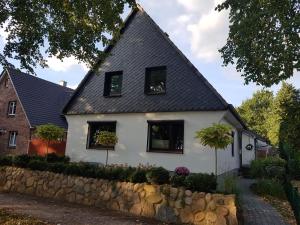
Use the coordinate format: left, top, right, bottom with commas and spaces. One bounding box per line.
0, 167, 238, 225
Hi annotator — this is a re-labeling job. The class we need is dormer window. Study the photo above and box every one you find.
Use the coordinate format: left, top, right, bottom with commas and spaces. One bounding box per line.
8, 101, 17, 116
104, 71, 123, 97
145, 66, 166, 95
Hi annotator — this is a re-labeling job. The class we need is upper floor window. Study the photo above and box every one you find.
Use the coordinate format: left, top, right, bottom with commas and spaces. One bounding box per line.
145, 66, 166, 95
4, 78, 9, 88
104, 71, 123, 97
147, 120, 184, 154
7, 101, 17, 116
87, 121, 117, 150
8, 131, 17, 148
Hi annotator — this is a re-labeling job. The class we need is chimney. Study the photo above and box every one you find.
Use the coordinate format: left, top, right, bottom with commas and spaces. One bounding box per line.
59, 80, 67, 87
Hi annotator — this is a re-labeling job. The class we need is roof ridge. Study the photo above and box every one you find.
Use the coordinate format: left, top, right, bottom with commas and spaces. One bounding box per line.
7, 67, 74, 92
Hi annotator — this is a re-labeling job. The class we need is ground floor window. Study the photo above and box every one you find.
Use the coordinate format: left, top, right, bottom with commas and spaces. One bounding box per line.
8, 131, 17, 148
87, 121, 116, 150
147, 120, 184, 154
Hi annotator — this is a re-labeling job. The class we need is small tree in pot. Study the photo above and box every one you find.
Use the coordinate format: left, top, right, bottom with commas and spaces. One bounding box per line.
195, 123, 233, 176
35, 124, 65, 158
95, 131, 118, 166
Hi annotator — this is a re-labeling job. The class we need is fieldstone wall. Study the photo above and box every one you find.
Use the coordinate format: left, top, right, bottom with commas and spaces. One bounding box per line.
0, 167, 238, 225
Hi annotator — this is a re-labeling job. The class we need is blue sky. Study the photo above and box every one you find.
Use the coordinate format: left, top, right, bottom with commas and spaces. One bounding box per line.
0, 0, 299, 107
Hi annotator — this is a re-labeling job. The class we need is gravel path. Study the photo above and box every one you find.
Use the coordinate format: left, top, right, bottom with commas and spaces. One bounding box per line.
0, 192, 165, 225
238, 178, 288, 225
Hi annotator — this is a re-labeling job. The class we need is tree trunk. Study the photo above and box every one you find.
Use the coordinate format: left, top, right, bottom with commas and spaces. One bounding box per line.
215, 148, 218, 176
105, 149, 108, 166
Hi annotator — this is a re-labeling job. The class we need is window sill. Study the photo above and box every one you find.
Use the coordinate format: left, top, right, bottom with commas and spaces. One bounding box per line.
145, 92, 166, 96
8, 146, 16, 149
147, 149, 183, 154
87, 147, 115, 151
7, 115, 16, 118
104, 94, 122, 98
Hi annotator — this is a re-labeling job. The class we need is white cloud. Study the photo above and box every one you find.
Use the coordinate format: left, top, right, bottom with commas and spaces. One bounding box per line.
176, 0, 214, 14
46, 56, 89, 72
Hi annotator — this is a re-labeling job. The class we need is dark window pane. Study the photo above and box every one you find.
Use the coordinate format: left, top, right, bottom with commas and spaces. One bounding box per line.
145, 67, 166, 94
104, 72, 123, 96
87, 122, 116, 149
148, 121, 184, 153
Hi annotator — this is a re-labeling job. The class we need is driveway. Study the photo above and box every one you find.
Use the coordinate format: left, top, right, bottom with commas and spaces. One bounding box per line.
0, 192, 166, 225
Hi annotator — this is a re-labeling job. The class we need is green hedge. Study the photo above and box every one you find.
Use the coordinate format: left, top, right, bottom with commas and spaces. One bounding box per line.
250, 157, 286, 180
252, 179, 286, 199
0, 154, 217, 192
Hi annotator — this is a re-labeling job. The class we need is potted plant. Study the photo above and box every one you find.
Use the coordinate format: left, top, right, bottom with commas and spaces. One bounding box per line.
95, 131, 118, 166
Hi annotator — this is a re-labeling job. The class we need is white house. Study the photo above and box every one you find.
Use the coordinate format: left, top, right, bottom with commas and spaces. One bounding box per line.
63, 6, 261, 175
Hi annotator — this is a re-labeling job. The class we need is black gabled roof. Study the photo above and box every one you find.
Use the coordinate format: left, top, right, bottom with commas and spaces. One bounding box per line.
6, 68, 73, 128
63, 6, 229, 115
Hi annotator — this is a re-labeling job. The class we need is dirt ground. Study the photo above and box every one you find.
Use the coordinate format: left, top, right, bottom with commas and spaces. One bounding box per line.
0, 192, 166, 225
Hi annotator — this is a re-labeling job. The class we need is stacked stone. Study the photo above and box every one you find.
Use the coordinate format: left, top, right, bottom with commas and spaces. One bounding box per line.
0, 167, 237, 225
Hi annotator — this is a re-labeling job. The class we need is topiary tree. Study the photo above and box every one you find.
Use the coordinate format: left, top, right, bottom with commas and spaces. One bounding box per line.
95, 131, 118, 166
195, 123, 233, 176
35, 124, 65, 158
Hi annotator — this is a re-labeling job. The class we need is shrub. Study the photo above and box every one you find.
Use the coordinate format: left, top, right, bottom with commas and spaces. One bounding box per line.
130, 169, 147, 183
288, 159, 300, 180
174, 167, 190, 176
0, 156, 13, 166
170, 174, 186, 187
252, 179, 286, 199
184, 173, 217, 192
46, 153, 70, 163
265, 165, 285, 180
63, 163, 83, 176
13, 155, 32, 168
78, 163, 98, 178
250, 157, 286, 179
223, 176, 238, 194
27, 160, 48, 171
146, 167, 170, 185
47, 162, 67, 174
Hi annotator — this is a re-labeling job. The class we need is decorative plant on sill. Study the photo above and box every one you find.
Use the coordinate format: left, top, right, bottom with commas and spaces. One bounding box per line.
35, 124, 65, 159
195, 123, 233, 176
95, 131, 118, 166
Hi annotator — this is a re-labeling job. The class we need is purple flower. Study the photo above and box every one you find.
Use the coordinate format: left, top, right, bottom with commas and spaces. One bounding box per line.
175, 167, 190, 176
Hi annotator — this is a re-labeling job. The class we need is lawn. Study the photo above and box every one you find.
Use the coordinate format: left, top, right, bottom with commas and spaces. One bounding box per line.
0, 209, 48, 225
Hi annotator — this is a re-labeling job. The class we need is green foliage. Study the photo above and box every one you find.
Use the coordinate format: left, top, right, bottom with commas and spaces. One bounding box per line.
63, 163, 83, 176
27, 160, 48, 171
0, 156, 13, 166
250, 157, 286, 179
13, 155, 31, 168
146, 167, 170, 185
195, 123, 233, 150
216, 0, 299, 87
130, 169, 147, 183
94, 131, 118, 147
47, 162, 66, 174
0, 0, 136, 73
184, 173, 217, 192
237, 90, 273, 139
222, 176, 238, 195
46, 153, 70, 163
35, 124, 64, 142
252, 179, 286, 199
170, 174, 186, 187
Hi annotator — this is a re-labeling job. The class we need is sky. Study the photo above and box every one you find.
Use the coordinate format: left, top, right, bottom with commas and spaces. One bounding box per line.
0, 0, 299, 107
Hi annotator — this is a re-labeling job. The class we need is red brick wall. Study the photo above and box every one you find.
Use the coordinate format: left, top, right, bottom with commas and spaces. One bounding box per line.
0, 71, 31, 155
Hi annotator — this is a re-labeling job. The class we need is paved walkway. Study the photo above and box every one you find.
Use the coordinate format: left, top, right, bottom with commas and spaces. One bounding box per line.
238, 178, 288, 225
0, 193, 165, 225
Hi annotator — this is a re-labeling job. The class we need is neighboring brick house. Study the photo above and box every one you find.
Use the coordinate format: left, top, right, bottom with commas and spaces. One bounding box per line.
0, 68, 73, 155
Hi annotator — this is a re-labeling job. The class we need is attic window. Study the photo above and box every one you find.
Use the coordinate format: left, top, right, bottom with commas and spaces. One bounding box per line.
7, 101, 17, 116
145, 66, 166, 95
4, 78, 9, 88
104, 71, 123, 97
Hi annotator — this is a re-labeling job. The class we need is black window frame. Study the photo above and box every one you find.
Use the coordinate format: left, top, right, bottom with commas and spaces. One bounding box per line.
103, 71, 123, 97
144, 66, 167, 95
7, 101, 17, 116
86, 121, 117, 150
147, 120, 184, 154
8, 131, 17, 148
231, 131, 235, 157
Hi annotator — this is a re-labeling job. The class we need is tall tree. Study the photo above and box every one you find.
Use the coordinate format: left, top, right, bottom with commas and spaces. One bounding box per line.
0, 0, 136, 73
267, 82, 300, 149
216, 0, 299, 87
237, 90, 273, 138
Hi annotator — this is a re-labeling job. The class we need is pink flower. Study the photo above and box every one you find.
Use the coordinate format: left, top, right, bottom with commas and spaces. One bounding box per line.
175, 167, 190, 176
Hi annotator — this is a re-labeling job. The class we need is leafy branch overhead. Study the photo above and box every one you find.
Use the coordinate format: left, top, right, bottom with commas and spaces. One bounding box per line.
0, 0, 136, 73
216, 0, 299, 87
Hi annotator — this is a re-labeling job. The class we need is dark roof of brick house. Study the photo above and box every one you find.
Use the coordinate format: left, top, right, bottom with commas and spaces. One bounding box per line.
4, 68, 73, 129
63, 6, 230, 115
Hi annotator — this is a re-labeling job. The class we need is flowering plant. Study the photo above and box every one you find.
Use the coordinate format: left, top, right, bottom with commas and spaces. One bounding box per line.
175, 167, 190, 176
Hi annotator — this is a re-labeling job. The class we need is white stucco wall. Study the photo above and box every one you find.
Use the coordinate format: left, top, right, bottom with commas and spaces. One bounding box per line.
241, 133, 256, 166
65, 111, 240, 173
